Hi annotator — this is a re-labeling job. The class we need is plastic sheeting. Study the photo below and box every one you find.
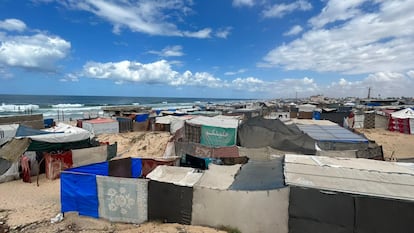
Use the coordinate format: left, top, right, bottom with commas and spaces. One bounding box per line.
72, 145, 108, 167
61, 158, 143, 220
0, 124, 19, 146
238, 117, 316, 154
148, 180, 193, 224
284, 154, 414, 201
289, 186, 414, 233
192, 186, 289, 233
21, 123, 91, 143
146, 165, 203, 187
229, 156, 285, 191
0, 138, 31, 162
195, 164, 241, 190
200, 125, 236, 146
175, 141, 239, 158
61, 172, 99, 218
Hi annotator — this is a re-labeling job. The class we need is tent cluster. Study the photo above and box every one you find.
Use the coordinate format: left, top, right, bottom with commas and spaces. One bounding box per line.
60, 153, 414, 233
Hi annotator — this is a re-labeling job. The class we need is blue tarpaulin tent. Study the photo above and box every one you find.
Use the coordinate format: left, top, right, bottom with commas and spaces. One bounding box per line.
61, 158, 147, 223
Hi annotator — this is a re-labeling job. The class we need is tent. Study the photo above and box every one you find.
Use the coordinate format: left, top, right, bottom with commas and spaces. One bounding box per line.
185, 116, 239, 147
61, 157, 147, 223
388, 108, 414, 134
284, 154, 414, 233
82, 118, 119, 136
238, 117, 316, 154
147, 165, 202, 224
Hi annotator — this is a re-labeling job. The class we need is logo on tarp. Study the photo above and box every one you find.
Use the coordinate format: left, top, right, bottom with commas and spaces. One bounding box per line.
200, 125, 236, 147
107, 187, 135, 215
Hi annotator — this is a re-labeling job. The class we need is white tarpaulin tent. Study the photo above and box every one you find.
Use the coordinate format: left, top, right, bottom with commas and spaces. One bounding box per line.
389, 108, 414, 134
19, 122, 91, 143
0, 124, 19, 146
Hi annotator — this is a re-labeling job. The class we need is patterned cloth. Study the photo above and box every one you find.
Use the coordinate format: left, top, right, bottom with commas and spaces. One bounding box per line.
97, 176, 148, 224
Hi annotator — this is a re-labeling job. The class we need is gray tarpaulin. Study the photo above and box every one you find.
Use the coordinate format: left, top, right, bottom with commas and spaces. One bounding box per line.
0, 138, 31, 162
229, 156, 285, 190
238, 117, 316, 154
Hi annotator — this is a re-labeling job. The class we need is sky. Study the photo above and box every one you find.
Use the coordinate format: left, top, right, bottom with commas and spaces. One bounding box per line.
0, 0, 414, 99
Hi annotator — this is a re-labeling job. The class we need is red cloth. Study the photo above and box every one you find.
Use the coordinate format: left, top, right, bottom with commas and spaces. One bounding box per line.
21, 156, 31, 183
44, 151, 73, 180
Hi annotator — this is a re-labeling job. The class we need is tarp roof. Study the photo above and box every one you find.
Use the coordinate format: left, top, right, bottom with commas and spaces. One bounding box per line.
83, 118, 117, 124
195, 164, 241, 190
146, 165, 203, 187
284, 154, 414, 201
391, 108, 414, 119
186, 116, 239, 128
18, 122, 91, 143
0, 124, 19, 146
297, 124, 368, 143
229, 156, 285, 190
0, 138, 31, 162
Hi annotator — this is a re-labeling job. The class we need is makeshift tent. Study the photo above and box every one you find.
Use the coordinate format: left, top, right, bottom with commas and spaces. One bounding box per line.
185, 116, 239, 147
195, 164, 241, 190
285, 154, 414, 233
296, 124, 369, 150
192, 186, 289, 233
82, 118, 119, 136
229, 156, 285, 191
14, 123, 92, 151
147, 165, 202, 224
140, 157, 180, 177
155, 115, 192, 134
238, 117, 316, 154
0, 138, 31, 183
388, 108, 414, 134
0, 124, 19, 146
175, 141, 239, 158
71, 145, 108, 168
61, 158, 147, 224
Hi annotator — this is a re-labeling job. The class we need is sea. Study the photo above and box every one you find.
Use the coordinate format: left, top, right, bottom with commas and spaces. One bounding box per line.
0, 94, 249, 121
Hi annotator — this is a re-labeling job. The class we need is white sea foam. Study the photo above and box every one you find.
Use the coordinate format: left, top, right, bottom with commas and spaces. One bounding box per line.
51, 103, 84, 108
0, 103, 39, 112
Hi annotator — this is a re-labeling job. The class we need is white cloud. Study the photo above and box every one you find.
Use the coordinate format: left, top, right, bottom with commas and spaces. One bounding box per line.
232, 0, 256, 7
148, 45, 184, 57
215, 27, 232, 39
309, 0, 365, 28
182, 28, 212, 38
283, 25, 303, 36
0, 19, 27, 32
262, 0, 414, 75
60, 73, 79, 82
59, 0, 215, 38
224, 69, 247, 76
262, 0, 312, 18
0, 31, 71, 71
325, 71, 414, 97
82, 59, 225, 88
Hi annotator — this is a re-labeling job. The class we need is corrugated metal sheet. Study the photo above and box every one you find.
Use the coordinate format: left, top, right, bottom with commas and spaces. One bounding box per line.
297, 124, 368, 143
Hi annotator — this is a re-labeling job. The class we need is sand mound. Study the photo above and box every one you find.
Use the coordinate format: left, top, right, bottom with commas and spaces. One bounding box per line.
96, 131, 172, 158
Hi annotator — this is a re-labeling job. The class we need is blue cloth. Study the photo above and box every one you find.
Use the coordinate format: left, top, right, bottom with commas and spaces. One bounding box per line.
131, 158, 142, 178
135, 114, 149, 122
61, 172, 99, 218
67, 161, 109, 176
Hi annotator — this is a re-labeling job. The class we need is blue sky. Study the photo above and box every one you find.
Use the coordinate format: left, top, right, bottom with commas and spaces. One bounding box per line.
0, 0, 413, 99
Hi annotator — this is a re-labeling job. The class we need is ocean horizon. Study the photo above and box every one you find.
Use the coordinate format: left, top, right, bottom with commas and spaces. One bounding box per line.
0, 94, 252, 120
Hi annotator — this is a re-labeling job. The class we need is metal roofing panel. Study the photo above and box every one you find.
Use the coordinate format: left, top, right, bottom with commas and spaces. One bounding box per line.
297, 124, 368, 142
